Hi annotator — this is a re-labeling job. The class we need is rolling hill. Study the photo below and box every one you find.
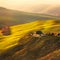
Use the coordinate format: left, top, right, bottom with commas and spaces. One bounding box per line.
0, 20, 60, 51
45, 6, 60, 17
0, 5, 60, 60
31, 5, 60, 17
0, 30, 60, 60
0, 7, 60, 26
0, 20, 60, 60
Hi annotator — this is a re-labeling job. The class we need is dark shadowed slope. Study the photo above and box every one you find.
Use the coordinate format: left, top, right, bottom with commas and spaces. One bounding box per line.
0, 32, 60, 60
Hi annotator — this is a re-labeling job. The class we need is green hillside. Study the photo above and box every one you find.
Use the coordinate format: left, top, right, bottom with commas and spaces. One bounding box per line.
0, 7, 60, 26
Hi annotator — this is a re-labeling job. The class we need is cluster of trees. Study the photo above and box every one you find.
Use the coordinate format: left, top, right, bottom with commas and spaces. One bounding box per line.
1, 26, 11, 35
45, 32, 60, 36
29, 31, 60, 37
0, 24, 11, 36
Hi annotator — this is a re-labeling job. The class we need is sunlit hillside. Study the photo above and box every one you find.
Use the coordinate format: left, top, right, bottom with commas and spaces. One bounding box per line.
0, 20, 60, 54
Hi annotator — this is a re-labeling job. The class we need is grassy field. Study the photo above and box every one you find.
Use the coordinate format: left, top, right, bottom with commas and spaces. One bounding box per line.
0, 20, 60, 52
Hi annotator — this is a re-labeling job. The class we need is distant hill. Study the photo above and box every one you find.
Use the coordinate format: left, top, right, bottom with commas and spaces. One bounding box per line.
45, 6, 60, 17
31, 5, 60, 17
0, 7, 60, 26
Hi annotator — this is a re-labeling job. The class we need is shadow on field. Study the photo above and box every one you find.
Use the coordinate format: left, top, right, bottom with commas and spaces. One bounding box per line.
0, 33, 60, 60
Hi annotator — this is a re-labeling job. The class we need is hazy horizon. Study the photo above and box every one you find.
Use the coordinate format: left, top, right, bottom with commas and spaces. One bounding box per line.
0, 0, 60, 13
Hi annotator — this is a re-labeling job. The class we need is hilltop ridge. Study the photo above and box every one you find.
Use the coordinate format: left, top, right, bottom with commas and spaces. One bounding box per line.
0, 7, 60, 26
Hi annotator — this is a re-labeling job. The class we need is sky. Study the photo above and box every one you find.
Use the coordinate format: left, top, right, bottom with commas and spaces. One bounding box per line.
0, 0, 60, 12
